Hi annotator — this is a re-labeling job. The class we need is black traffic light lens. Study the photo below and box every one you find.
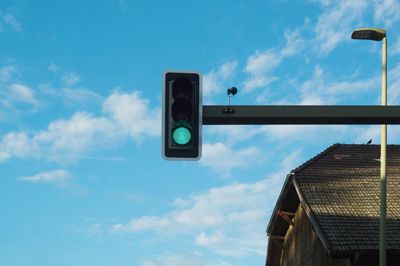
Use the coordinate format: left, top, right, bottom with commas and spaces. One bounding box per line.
172, 77, 193, 100
172, 98, 192, 121
171, 77, 193, 122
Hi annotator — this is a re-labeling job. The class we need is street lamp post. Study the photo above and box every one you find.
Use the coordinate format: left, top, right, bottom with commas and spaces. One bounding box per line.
352, 28, 387, 266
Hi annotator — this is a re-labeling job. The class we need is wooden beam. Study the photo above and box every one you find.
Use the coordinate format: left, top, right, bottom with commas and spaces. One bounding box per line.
269, 235, 285, 240
278, 211, 295, 217
278, 211, 295, 227
269, 235, 284, 250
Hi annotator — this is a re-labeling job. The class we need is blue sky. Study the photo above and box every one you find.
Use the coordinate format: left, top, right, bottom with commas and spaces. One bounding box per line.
1, 1, 400, 265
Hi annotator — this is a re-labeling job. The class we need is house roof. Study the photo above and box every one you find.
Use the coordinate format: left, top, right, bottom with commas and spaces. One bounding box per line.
266, 144, 400, 264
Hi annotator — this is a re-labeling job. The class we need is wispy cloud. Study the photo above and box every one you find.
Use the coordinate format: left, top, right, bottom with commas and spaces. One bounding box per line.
243, 29, 305, 92
7, 83, 40, 108
18, 169, 71, 183
2, 13, 22, 32
0, 66, 41, 114
61, 72, 80, 86
62, 88, 103, 104
297, 65, 378, 105
48, 63, 60, 73
313, 0, 368, 54
112, 180, 268, 257
39, 83, 103, 106
388, 63, 400, 105
203, 60, 238, 102
243, 49, 280, 92
199, 142, 261, 177
111, 149, 303, 259
373, 0, 400, 27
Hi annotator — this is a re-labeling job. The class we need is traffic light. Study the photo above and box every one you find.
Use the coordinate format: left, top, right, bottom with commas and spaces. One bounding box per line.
162, 71, 202, 160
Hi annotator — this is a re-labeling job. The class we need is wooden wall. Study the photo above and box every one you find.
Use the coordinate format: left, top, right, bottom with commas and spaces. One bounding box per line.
280, 205, 350, 266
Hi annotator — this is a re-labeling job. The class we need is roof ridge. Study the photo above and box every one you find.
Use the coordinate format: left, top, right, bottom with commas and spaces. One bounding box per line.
291, 143, 341, 175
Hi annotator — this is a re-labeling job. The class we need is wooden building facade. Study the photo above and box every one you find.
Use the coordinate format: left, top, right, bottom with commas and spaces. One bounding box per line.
266, 144, 400, 266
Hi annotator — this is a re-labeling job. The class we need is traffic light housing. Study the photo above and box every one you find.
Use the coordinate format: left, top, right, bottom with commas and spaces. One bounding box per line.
162, 71, 202, 160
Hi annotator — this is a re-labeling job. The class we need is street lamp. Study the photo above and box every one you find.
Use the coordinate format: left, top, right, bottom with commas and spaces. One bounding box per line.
352, 28, 387, 266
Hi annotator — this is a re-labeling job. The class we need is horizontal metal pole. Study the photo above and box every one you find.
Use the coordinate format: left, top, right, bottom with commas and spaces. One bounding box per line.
202, 105, 400, 125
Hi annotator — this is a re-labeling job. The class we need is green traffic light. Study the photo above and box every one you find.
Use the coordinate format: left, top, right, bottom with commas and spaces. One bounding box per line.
173, 126, 191, 145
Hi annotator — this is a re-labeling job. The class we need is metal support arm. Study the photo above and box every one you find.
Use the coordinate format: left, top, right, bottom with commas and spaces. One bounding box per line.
203, 105, 400, 125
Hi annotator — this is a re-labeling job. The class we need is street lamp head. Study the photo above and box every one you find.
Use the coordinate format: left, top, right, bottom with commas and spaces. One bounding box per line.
351, 28, 386, 41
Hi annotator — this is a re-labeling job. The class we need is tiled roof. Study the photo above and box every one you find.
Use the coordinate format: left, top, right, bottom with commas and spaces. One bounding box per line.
293, 144, 400, 253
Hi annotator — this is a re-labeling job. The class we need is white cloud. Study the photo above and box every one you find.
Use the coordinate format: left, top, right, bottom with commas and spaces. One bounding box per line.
199, 142, 261, 177
308, 1, 400, 55
203, 60, 238, 99
3, 13, 22, 32
373, 0, 400, 27
0, 132, 39, 161
112, 149, 303, 259
281, 30, 307, 57
243, 49, 280, 92
313, 0, 367, 54
388, 63, 400, 105
102, 91, 160, 140
61, 72, 80, 86
8, 83, 40, 108
298, 65, 378, 105
112, 216, 170, 232
112, 180, 268, 257
33, 112, 117, 161
243, 29, 305, 92
245, 51, 281, 77
391, 37, 400, 56
0, 91, 160, 162
0, 112, 116, 162
18, 169, 71, 183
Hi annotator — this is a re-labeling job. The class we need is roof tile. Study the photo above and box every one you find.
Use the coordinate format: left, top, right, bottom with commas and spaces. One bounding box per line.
294, 144, 400, 252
